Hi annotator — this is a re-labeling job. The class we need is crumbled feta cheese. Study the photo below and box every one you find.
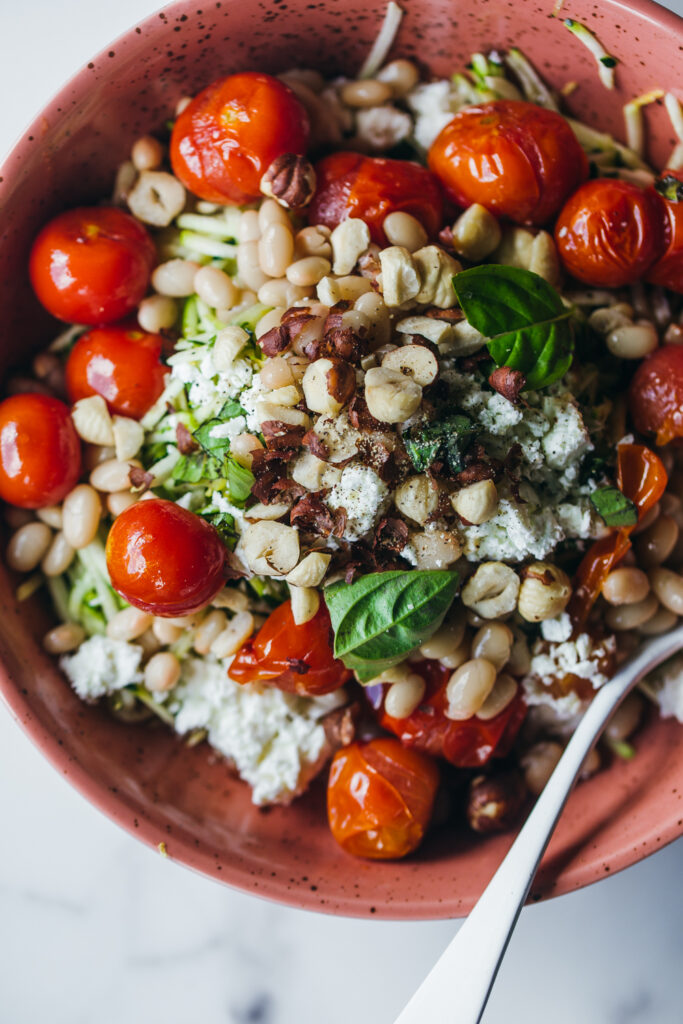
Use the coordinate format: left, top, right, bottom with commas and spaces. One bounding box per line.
239, 374, 269, 433
212, 491, 246, 533
406, 81, 462, 150
209, 415, 247, 441
326, 464, 390, 541
355, 105, 412, 151
170, 657, 346, 805
540, 393, 593, 471
540, 612, 574, 643
170, 345, 253, 416
522, 633, 616, 719
460, 497, 564, 562
61, 635, 143, 701
647, 653, 683, 723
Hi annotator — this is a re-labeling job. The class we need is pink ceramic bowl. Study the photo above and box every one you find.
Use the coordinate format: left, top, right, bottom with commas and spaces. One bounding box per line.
1, 0, 682, 919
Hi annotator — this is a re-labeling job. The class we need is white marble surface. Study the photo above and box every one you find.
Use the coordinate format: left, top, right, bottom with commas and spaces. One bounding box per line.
1, 2, 683, 1022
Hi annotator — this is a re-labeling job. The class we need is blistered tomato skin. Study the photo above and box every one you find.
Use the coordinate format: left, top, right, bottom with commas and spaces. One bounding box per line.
308, 152, 443, 245
428, 100, 588, 226
327, 737, 439, 860
228, 600, 351, 696
629, 345, 683, 445
377, 659, 527, 768
555, 179, 664, 287
0, 394, 82, 509
646, 170, 683, 294
105, 499, 226, 617
66, 325, 168, 420
29, 207, 156, 325
170, 72, 310, 205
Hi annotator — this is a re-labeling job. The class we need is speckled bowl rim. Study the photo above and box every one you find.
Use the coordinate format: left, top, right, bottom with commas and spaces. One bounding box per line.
0, 0, 682, 919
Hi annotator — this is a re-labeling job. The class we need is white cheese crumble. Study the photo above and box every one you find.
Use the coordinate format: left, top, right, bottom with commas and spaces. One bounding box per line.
170, 657, 345, 805
326, 464, 390, 541
647, 653, 683, 723
169, 346, 253, 417
522, 633, 616, 720
209, 416, 247, 441
406, 81, 463, 150
238, 374, 269, 433
460, 497, 565, 562
540, 612, 574, 643
60, 635, 143, 701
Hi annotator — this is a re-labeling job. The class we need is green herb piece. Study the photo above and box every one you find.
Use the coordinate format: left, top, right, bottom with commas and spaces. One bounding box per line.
655, 173, 683, 203
599, 55, 618, 68
606, 738, 636, 760
590, 486, 638, 527
199, 508, 237, 546
172, 453, 211, 484
324, 570, 460, 683
403, 414, 476, 474
227, 458, 255, 506
452, 265, 575, 389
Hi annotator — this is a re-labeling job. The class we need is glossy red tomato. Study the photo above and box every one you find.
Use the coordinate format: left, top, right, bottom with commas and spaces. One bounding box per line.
555, 179, 664, 287
629, 345, 683, 446
327, 737, 439, 860
428, 100, 588, 226
228, 599, 351, 696
106, 499, 226, 616
376, 659, 526, 768
0, 394, 81, 509
29, 207, 156, 325
307, 152, 443, 245
646, 171, 683, 293
170, 72, 310, 205
65, 325, 167, 420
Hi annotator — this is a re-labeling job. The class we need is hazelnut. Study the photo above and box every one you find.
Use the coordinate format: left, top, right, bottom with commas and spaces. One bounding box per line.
466, 772, 527, 834
260, 153, 317, 209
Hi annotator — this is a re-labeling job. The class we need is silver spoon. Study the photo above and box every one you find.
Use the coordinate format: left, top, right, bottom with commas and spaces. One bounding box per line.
394, 623, 683, 1024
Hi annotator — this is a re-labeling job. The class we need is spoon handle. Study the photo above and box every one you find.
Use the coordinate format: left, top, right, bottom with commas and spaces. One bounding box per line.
393, 626, 683, 1024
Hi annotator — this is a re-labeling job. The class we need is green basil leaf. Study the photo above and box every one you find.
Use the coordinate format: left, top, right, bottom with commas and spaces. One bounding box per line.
655, 173, 683, 203
452, 265, 575, 389
172, 453, 212, 484
199, 508, 237, 546
227, 458, 255, 505
590, 487, 638, 527
324, 569, 460, 682
403, 414, 476, 474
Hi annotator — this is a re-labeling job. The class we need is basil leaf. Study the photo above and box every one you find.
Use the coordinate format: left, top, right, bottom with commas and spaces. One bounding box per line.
403, 414, 476, 474
324, 570, 460, 683
227, 458, 255, 505
452, 265, 575, 389
590, 487, 638, 527
172, 452, 215, 484
199, 508, 237, 546
655, 173, 683, 203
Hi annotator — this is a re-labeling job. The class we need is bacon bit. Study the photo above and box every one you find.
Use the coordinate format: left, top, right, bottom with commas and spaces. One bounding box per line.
223, 550, 249, 580
373, 517, 409, 554
290, 493, 336, 536
322, 703, 359, 747
460, 350, 492, 373
286, 657, 310, 674
331, 506, 347, 539
348, 394, 385, 432
175, 422, 198, 454
325, 359, 356, 405
129, 466, 154, 489
270, 478, 307, 502
438, 225, 455, 251
302, 429, 329, 460
261, 420, 306, 452
425, 307, 464, 322
453, 462, 497, 487
489, 367, 526, 405
281, 306, 312, 322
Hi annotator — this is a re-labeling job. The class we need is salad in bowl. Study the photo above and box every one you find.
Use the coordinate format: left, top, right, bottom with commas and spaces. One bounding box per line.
3, 2, 683, 864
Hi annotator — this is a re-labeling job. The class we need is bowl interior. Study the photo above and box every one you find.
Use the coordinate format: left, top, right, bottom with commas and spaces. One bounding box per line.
1, 0, 682, 918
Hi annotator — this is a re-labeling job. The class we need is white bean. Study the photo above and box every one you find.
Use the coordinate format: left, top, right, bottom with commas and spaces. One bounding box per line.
131, 135, 164, 171
106, 607, 153, 642
62, 485, 101, 550
90, 458, 138, 493
382, 212, 428, 253
193, 610, 227, 655
42, 622, 86, 654
6, 522, 52, 572
152, 259, 201, 297
210, 611, 255, 658
194, 265, 238, 309
144, 651, 181, 693
36, 505, 63, 529
286, 256, 331, 287
152, 618, 184, 644
41, 532, 75, 576
606, 321, 658, 359
259, 223, 295, 279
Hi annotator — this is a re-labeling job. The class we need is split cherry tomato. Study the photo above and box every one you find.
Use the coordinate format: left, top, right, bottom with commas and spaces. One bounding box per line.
629, 344, 683, 445
0, 394, 81, 509
646, 171, 683, 293
307, 151, 443, 245
170, 72, 310, 205
428, 100, 588, 226
105, 499, 226, 617
568, 443, 667, 627
375, 659, 527, 768
65, 324, 167, 420
327, 737, 439, 860
29, 207, 156, 325
228, 599, 351, 696
555, 179, 664, 287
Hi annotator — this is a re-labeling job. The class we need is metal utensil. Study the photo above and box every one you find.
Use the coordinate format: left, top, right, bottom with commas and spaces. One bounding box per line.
394, 624, 683, 1024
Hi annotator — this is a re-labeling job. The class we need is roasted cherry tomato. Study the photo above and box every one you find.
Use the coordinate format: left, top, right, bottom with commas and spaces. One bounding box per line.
374, 659, 526, 769
428, 100, 588, 226
646, 171, 683, 293
307, 151, 443, 245
0, 394, 81, 509
65, 324, 167, 420
228, 599, 351, 696
29, 207, 156, 325
555, 179, 664, 287
105, 499, 226, 616
629, 344, 683, 445
327, 737, 439, 860
569, 443, 667, 627
170, 72, 310, 205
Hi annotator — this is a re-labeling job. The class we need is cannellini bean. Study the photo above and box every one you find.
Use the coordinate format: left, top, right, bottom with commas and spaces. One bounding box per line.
375, 58, 420, 96
475, 674, 518, 721
90, 458, 140, 493
418, 614, 467, 664
604, 692, 643, 743
152, 617, 184, 644
451, 204, 502, 262
42, 622, 86, 654
107, 490, 138, 517
259, 222, 295, 278
445, 658, 497, 720
193, 610, 228, 655
604, 592, 659, 629
62, 485, 101, 550
286, 256, 331, 287
106, 607, 153, 642
239, 210, 261, 242
470, 622, 513, 671
131, 134, 164, 171
211, 588, 250, 612
194, 265, 238, 309
635, 515, 679, 568
41, 532, 75, 576
340, 78, 393, 107
451, 479, 498, 525
602, 567, 650, 605
649, 567, 683, 615
144, 651, 182, 693
152, 258, 201, 297
138, 294, 178, 333
507, 636, 531, 676
238, 241, 269, 290
289, 585, 320, 625
258, 198, 291, 231
528, 231, 560, 287
382, 211, 428, 253
638, 606, 678, 635
579, 747, 601, 780
521, 741, 563, 796
606, 321, 658, 359
384, 674, 426, 719
112, 417, 145, 462
127, 171, 186, 227
210, 611, 255, 658
7, 522, 53, 572
36, 505, 63, 530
